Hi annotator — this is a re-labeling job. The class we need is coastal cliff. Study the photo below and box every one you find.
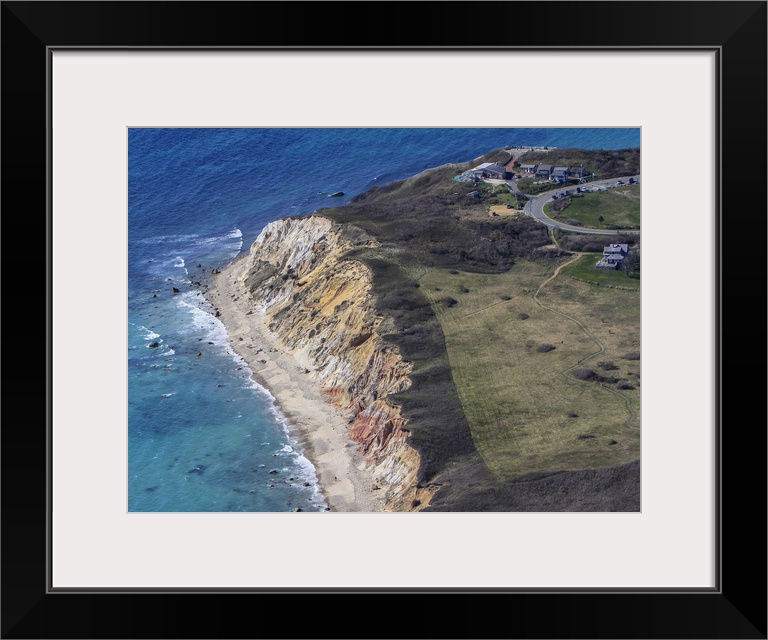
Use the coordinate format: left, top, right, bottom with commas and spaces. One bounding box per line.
235, 215, 434, 511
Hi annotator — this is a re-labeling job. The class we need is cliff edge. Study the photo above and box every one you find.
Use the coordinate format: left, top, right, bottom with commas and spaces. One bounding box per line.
236, 215, 435, 511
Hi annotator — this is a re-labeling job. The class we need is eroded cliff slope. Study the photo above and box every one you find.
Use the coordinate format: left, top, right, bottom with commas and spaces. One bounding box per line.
236, 215, 434, 510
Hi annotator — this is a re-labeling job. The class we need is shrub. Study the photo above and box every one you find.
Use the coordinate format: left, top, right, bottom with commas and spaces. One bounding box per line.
572, 368, 597, 381
621, 352, 641, 361
567, 411, 578, 418
499, 295, 511, 300
616, 381, 635, 390
459, 286, 470, 293
537, 344, 556, 353
448, 269, 459, 275
577, 434, 595, 440
444, 297, 458, 308
597, 361, 618, 371
518, 312, 529, 320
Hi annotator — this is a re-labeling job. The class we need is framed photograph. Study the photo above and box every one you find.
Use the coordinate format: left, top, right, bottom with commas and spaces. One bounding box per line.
3, 2, 765, 638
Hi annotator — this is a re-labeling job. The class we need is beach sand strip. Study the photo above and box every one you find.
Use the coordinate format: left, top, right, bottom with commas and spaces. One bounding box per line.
202, 254, 385, 513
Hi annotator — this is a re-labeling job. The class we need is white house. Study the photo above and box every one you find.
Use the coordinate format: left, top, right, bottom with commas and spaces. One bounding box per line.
595, 244, 630, 270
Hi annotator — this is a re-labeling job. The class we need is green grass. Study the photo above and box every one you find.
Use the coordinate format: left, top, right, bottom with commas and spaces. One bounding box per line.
560, 253, 640, 287
554, 191, 640, 229
614, 183, 641, 197
418, 259, 640, 480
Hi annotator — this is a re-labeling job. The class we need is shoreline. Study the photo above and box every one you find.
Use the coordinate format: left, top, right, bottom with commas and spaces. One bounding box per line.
201, 251, 386, 512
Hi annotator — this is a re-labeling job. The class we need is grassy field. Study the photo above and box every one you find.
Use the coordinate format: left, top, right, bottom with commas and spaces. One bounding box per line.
418, 258, 640, 480
551, 191, 640, 229
560, 253, 640, 287
615, 183, 641, 197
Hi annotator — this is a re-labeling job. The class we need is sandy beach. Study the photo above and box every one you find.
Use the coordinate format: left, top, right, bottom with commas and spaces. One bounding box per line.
201, 253, 385, 512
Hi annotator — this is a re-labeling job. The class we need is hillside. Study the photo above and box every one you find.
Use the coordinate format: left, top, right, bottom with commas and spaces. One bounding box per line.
239, 147, 641, 511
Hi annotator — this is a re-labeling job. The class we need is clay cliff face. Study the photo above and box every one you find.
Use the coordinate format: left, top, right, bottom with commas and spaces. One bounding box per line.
237, 216, 434, 511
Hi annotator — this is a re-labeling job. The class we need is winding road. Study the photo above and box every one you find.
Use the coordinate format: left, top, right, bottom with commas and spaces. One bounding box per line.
508, 175, 641, 236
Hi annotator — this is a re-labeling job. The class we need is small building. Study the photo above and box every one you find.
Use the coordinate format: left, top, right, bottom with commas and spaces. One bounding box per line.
595, 244, 629, 269
595, 257, 621, 269
570, 166, 587, 178
604, 244, 629, 257
467, 190, 480, 199
470, 162, 507, 180
551, 167, 569, 182
535, 164, 553, 178
520, 164, 537, 173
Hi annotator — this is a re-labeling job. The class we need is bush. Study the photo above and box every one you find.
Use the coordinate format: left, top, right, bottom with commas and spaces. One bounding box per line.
499, 295, 511, 300
518, 312, 529, 320
597, 361, 618, 371
572, 368, 597, 381
459, 286, 470, 293
621, 352, 641, 360
537, 344, 556, 353
444, 297, 458, 308
567, 411, 578, 418
616, 381, 635, 390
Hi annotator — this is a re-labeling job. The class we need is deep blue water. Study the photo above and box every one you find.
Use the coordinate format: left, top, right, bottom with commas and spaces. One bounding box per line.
128, 127, 640, 512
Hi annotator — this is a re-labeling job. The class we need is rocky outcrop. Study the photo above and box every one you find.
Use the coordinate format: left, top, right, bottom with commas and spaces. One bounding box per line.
236, 215, 434, 511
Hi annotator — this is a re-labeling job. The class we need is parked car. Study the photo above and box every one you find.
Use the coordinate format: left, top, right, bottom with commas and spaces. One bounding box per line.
628, 177, 636, 184
617, 179, 625, 185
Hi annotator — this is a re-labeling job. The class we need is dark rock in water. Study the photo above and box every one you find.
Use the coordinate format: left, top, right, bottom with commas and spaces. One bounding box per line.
215, 311, 221, 317
152, 294, 158, 298
303, 482, 311, 487
197, 264, 202, 268
232, 488, 241, 493
197, 352, 202, 357
294, 508, 303, 512
148, 341, 159, 348
207, 342, 214, 345
171, 287, 180, 293
187, 465, 206, 474
144, 486, 158, 493
269, 469, 279, 475
328, 191, 344, 197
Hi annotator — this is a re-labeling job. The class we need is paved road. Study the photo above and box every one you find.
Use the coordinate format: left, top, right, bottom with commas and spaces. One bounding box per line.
507, 176, 641, 236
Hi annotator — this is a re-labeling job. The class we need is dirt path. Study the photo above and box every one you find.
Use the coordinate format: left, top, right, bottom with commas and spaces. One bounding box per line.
534, 253, 637, 430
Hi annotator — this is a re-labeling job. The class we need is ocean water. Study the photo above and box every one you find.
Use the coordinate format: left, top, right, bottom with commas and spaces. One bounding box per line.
128, 127, 640, 512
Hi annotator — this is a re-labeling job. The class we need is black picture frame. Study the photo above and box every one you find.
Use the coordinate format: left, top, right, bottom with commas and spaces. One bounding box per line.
3, 2, 765, 638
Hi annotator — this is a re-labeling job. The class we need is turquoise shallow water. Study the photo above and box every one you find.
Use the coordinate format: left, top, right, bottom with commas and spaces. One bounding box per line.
127, 127, 640, 512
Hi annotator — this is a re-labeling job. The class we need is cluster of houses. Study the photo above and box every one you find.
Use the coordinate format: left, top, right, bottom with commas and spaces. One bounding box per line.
519, 164, 588, 182
595, 244, 629, 270
468, 161, 589, 183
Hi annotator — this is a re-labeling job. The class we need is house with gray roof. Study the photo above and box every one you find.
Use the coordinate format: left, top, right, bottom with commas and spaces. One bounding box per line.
535, 164, 553, 178
520, 164, 537, 173
595, 244, 630, 269
470, 162, 507, 180
570, 166, 587, 178
551, 167, 569, 182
